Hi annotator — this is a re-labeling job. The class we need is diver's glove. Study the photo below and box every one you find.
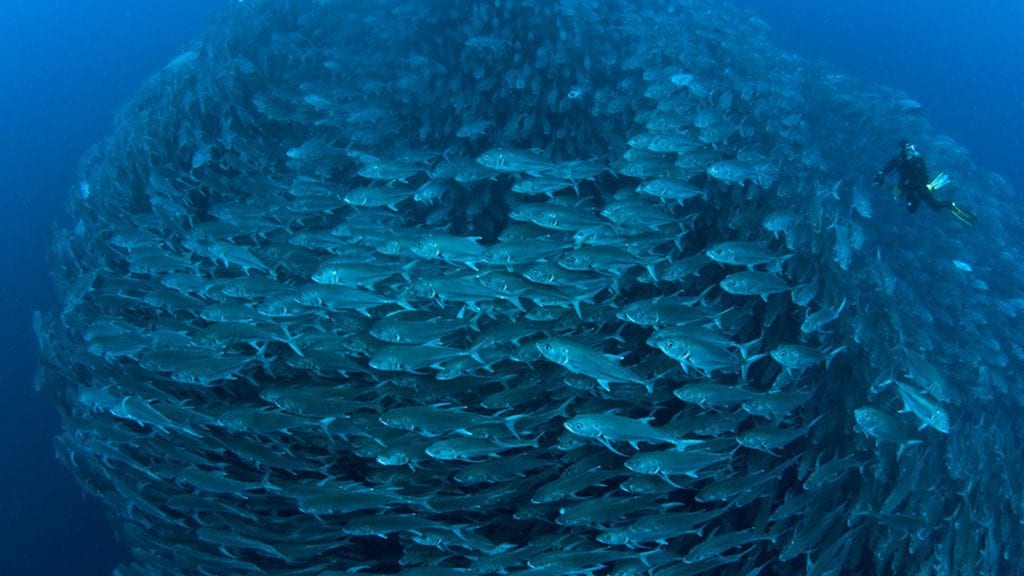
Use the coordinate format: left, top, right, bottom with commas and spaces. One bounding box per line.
873, 171, 885, 186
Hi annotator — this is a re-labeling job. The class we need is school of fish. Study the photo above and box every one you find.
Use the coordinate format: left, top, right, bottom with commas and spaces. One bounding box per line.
32, 0, 1024, 575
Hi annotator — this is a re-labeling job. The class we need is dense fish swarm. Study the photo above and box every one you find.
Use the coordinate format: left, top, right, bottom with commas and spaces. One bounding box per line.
35, 0, 1024, 574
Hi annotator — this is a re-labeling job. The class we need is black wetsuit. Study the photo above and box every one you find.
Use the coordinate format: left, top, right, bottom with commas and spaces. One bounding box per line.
879, 150, 951, 213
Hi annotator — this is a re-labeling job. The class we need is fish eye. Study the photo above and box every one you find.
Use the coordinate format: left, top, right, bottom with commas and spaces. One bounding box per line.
665, 341, 675, 348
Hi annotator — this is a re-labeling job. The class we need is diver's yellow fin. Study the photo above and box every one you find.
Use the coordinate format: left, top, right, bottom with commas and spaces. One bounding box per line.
892, 187, 903, 199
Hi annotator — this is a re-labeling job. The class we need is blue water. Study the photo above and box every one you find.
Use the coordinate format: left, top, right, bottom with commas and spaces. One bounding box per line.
732, 0, 1024, 192
0, 3, 229, 575
0, 1, 1019, 574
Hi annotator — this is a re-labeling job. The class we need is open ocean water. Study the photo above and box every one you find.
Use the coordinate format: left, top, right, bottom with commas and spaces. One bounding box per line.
1, 4, 230, 574
1, 1, 1020, 575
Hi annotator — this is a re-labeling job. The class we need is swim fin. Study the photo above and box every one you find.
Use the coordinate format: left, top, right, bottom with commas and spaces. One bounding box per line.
949, 202, 976, 226
927, 173, 950, 192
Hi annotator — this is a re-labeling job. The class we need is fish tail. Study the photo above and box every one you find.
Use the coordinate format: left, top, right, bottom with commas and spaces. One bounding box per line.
645, 264, 659, 283
825, 345, 846, 370
281, 325, 304, 357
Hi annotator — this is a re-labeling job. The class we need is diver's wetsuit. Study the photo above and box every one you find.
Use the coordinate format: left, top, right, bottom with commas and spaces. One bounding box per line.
879, 150, 951, 213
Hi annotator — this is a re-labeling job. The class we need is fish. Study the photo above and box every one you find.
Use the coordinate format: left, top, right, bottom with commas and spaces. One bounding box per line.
853, 406, 919, 447
624, 449, 732, 484
341, 514, 446, 538
894, 381, 950, 434
601, 198, 678, 231
425, 436, 533, 462
293, 484, 420, 517
312, 259, 404, 289
762, 209, 798, 241
719, 270, 790, 300
378, 405, 518, 439
952, 259, 973, 272
770, 343, 845, 372
695, 463, 787, 506
510, 202, 605, 233
368, 344, 475, 373
778, 506, 845, 562
738, 416, 822, 455
476, 147, 557, 175
707, 159, 776, 187
510, 176, 577, 197
596, 508, 727, 547
368, 312, 469, 345
564, 413, 701, 453
662, 253, 712, 281
342, 185, 416, 209
706, 241, 792, 271
616, 295, 707, 327
802, 454, 863, 491
801, 298, 847, 334
901, 348, 953, 403
555, 495, 658, 528
531, 468, 624, 505
673, 383, 758, 409
683, 529, 773, 564
742, 390, 814, 420
356, 160, 425, 183
647, 328, 764, 379
535, 337, 648, 391
408, 232, 486, 270
456, 120, 493, 139
636, 178, 707, 203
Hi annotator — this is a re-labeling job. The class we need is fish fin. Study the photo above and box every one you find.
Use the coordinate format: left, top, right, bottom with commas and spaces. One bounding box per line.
645, 264, 659, 283
674, 439, 703, 451
825, 345, 847, 369
660, 474, 684, 488
572, 298, 584, 319
598, 437, 626, 456
502, 414, 526, 439
607, 322, 626, 344
510, 296, 526, 312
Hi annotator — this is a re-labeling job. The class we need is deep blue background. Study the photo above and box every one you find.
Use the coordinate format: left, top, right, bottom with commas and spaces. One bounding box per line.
0, 2, 229, 575
0, 1, 1018, 575
733, 0, 1024, 192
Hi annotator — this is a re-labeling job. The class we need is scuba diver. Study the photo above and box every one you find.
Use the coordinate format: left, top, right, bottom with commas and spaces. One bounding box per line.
873, 140, 976, 225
